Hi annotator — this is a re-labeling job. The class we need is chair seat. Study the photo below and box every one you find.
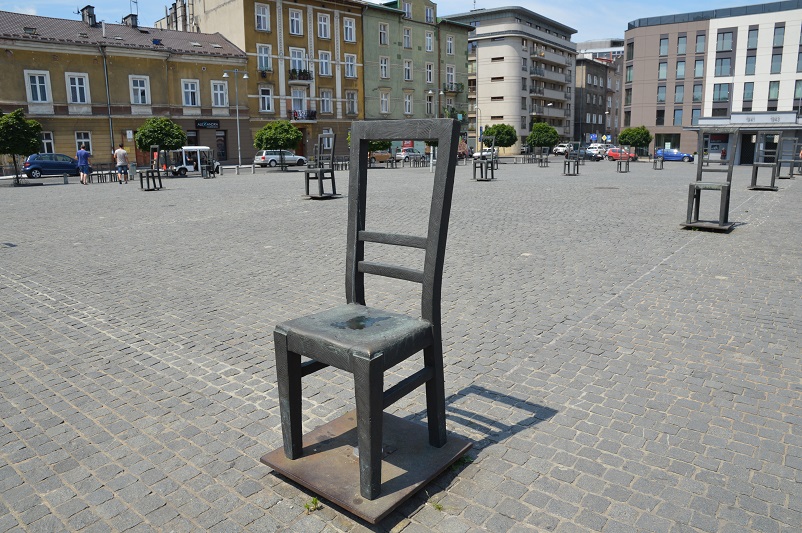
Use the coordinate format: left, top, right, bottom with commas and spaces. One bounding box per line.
278, 304, 433, 371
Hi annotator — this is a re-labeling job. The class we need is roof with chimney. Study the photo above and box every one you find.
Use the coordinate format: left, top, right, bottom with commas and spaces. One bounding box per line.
0, 8, 245, 58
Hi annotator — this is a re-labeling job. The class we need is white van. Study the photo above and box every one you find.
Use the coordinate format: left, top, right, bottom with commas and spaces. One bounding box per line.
169, 146, 220, 176
587, 143, 612, 156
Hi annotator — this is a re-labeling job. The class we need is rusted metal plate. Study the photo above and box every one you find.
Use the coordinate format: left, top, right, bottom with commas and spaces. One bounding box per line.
680, 221, 735, 232
261, 411, 471, 524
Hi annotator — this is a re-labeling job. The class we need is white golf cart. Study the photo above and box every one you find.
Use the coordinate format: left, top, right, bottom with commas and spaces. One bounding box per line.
169, 146, 220, 177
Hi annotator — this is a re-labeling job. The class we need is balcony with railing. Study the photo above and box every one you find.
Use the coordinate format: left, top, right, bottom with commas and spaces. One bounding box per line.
443, 82, 464, 94
288, 69, 314, 84
530, 66, 546, 77
287, 109, 317, 121
529, 86, 544, 95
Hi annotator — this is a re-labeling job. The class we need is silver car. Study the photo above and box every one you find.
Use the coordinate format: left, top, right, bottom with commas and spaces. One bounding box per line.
254, 150, 307, 167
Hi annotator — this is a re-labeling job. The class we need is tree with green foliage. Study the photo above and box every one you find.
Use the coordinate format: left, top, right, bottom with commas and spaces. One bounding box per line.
482, 123, 518, 149
617, 126, 653, 148
0, 109, 43, 186
346, 131, 391, 152
134, 117, 187, 152
526, 122, 559, 150
254, 120, 303, 170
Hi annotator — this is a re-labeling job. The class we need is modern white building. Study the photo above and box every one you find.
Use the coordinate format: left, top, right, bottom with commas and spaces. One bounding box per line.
625, 1, 802, 161
447, 7, 577, 153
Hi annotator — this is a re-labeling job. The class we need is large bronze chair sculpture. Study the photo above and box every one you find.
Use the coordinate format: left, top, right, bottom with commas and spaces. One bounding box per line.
263, 119, 470, 523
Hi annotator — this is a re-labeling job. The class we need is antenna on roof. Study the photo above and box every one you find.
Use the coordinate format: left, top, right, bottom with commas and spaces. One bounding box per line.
130, 0, 139, 16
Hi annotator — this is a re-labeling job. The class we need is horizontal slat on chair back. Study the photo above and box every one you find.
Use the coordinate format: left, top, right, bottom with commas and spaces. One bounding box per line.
357, 261, 424, 283
359, 231, 427, 249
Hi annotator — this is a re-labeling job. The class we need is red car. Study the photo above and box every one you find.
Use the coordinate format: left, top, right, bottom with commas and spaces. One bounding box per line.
606, 147, 638, 161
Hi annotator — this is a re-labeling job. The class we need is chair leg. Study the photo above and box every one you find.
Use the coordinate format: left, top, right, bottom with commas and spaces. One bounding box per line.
423, 344, 447, 448
330, 172, 337, 195
352, 355, 383, 500
317, 174, 325, 197
274, 328, 303, 460
305, 173, 310, 195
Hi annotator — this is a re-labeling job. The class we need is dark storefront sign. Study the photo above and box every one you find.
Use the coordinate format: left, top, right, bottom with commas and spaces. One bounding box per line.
196, 120, 220, 129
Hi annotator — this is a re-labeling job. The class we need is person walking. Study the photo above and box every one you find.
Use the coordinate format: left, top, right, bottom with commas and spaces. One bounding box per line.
114, 143, 129, 184
76, 144, 91, 185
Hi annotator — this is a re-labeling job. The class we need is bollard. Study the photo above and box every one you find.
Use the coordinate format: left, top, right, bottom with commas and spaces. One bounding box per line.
236, 165, 240, 175
63, 173, 69, 184
251, 164, 255, 174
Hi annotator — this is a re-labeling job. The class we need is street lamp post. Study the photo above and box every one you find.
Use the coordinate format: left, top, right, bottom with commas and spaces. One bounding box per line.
222, 68, 249, 166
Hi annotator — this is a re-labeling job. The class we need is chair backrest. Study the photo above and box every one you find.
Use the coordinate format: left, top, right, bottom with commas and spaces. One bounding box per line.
316, 133, 335, 168
695, 127, 739, 183
346, 119, 460, 327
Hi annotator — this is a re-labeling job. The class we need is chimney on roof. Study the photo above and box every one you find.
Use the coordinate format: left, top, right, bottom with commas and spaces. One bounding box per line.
81, 5, 97, 27
123, 14, 138, 28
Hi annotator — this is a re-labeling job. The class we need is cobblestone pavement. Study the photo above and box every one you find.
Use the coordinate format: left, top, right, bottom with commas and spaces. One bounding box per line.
1, 159, 800, 532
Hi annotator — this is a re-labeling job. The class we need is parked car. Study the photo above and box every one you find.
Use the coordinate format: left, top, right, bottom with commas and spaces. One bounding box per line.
606, 147, 638, 161
395, 147, 423, 162
472, 147, 498, 159
23, 153, 90, 178
587, 143, 613, 157
655, 148, 694, 162
254, 150, 307, 167
553, 143, 571, 155
368, 150, 392, 164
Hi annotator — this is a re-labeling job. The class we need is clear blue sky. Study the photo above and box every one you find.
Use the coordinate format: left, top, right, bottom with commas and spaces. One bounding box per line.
0, 0, 750, 42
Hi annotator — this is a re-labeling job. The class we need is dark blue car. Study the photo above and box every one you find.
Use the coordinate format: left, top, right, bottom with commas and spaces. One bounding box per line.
23, 153, 90, 178
655, 148, 694, 162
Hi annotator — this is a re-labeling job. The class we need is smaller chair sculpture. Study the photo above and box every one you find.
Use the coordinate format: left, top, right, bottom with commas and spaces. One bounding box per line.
748, 131, 780, 191
304, 133, 339, 199
682, 129, 739, 232
538, 147, 550, 167
616, 146, 631, 173
473, 135, 496, 181
652, 155, 664, 170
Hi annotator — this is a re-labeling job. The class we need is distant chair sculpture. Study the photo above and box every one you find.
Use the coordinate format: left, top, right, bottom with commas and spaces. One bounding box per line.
473, 135, 496, 181
304, 133, 338, 198
748, 131, 780, 191
264, 119, 470, 520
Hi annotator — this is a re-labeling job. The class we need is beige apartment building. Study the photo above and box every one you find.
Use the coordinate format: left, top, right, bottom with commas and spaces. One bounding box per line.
446, 7, 577, 153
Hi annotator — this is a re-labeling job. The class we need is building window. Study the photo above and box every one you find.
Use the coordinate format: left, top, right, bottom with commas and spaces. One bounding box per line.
695, 33, 705, 53
715, 58, 731, 76
625, 65, 633, 82
343, 18, 355, 42
318, 51, 331, 76
659, 37, 668, 56
345, 54, 357, 78
318, 14, 330, 39
657, 86, 666, 103
675, 85, 684, 103
289, 9, 302, 35
403, 2, 411, 18
26, 70, 51, 102
694, 60, 704, 78
346, 91, 358, 115
425, 6, 434, 23
769, 80, 780, 100
716, 32, 732, 52
521, 77, 527, 90
743, 82, 754, 101
624, 88, 632, 105
676, 61, 685, 79
426, 94, 433, 114
693, 84, 702, 102
320, 89, 332, 113
655, 109, 665, 126
658, 62, 667, 80
290, 48, 306, 71
379, 23, 388, 45
403, 28, 411, 48
425, 32, 433, 52
404, 60, 412, 81
128, 76, 152, 106
75, 131, 92, 153
212, 81, 227, 107
673, 109, 683, 126
426, 62, 433, 83
182, 80, 199, 106
404, 93, 413, 115
446, 35, 454, 55
291, 88, 305, 112
677, 36, 686, 54
797, 52, 802, 72
321, 128, 333, 149
626, 42, 634, 60
255, 3, 270, 31
446, 65, 455, 85
691, 108, 700, 125
41, 132, 54, 153
795, 80, 802, 108
66, 73, 90, 104
624, 110, 631, 126
745, 55, 756, 75
713, 83, 729, 102
380, 91, 390, 114
259, 86, 273, 112
747, 28, 758, 49
774, 26, 785, 47
380, 57, 389, 78
257, 44, 272, 71
771, 54, 782, 74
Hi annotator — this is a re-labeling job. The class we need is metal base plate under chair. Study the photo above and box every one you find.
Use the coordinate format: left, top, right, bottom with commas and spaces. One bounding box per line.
680, 220, 735, 232
261, 410, 471, 524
